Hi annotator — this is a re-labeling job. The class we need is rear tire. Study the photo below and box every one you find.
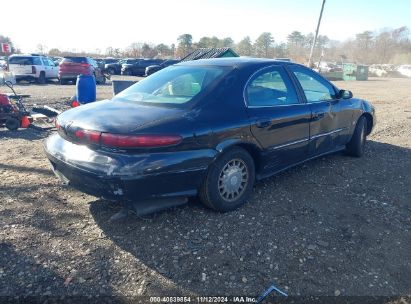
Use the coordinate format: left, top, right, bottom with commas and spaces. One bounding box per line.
345, 116, 367, 157
200, 147, 255, 212
37, 72, 46, 84
5, 118, 20, 130
97, 75, 106, 85
59, 78, 67, 85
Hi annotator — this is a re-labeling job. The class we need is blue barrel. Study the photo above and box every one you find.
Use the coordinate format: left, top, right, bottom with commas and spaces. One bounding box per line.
76, 74, 96, 104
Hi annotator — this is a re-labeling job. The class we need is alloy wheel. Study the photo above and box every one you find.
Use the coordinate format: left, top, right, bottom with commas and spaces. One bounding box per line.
218, 158, 249, 202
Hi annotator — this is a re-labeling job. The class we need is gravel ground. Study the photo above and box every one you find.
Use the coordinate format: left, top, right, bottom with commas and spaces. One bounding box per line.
0, 77, 410, 302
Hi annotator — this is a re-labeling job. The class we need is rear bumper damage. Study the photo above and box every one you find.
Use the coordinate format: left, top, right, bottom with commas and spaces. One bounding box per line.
44, 133, 216, 202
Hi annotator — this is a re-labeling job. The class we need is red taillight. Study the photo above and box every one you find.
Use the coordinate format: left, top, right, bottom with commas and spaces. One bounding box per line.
32, 66, 36, 74
62, 127, 181, 148
101, 133, 182, 148
81, 63, 91, 68
74, 129, 101, 144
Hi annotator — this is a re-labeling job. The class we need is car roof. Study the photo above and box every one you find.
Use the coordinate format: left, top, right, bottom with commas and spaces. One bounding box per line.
10, 54, 42, 57
176, 57, 296, 68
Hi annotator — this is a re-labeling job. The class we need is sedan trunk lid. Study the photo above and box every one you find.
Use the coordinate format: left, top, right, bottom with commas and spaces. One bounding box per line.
57, 99, 186, 134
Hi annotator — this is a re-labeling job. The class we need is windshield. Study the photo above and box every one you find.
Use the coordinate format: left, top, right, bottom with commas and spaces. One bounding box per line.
112, 65, 228, 106
62, 57, 88, 64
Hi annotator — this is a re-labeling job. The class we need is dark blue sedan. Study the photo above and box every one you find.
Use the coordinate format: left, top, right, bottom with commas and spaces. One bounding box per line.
45, 58, 375, 212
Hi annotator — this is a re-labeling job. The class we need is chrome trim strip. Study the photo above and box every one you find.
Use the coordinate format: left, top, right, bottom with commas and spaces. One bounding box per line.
267, 128, 346, 151
247, 103, 306, 108
270, 138, 309, 150
310, 128, 344, 140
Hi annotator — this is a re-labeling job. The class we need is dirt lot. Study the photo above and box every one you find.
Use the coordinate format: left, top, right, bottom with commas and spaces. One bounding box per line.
0, 77, 410, 301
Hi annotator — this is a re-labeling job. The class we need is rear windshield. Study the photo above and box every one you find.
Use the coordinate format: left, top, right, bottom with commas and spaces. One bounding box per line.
9, 56, 34, 65
62, 57, 88, 64
113, 65, 229, 107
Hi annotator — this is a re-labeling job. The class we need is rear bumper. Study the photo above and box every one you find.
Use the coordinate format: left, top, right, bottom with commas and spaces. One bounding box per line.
44, 133, 216, 201
59, 73, 91, 79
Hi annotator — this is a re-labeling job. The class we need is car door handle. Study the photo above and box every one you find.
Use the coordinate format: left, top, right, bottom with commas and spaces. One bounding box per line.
256, 119, 272, 128
312, 112, 325, 120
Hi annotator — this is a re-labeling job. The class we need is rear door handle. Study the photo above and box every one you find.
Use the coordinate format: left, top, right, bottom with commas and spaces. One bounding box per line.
256, 119, 272, 128
312, 112, 325, 120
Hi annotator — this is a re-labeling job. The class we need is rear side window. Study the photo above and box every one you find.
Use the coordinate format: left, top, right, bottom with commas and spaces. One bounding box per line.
290, 65, 337, 102
62, 57, 88, 64
246, 66, 299, 107
9, 57, 34, 65
113, 65, 228, 106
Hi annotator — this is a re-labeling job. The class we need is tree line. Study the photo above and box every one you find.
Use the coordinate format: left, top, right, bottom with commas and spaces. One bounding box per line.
2, 26, 410, 65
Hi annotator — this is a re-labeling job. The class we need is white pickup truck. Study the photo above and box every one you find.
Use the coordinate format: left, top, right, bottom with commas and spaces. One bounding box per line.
8, 54, 58, 84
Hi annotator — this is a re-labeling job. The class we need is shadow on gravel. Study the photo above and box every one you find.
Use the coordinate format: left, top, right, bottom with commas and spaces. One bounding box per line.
0, 242, 65, 296
0, 163, 53, 176
89, 141, 411, 296
0, 242, 117, 299
0, 128, 51, 140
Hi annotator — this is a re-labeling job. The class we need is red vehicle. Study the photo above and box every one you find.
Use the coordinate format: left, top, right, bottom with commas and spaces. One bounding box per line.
58, 57, 106, 85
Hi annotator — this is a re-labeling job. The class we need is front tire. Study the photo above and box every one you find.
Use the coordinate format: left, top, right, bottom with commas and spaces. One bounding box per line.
346, 116, 367, 157
200, 147, 255, 212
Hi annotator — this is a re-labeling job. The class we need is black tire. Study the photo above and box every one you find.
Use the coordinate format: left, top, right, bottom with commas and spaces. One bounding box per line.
5, 118, 20, 130
59, 78, 67, 85
200, 147, 255, 212
345, 116, 367, 157
37, 72, 46, 84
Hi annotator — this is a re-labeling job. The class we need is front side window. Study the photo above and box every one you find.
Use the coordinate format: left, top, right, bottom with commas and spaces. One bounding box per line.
290, 65, 337, 102
112, 65, 229, 106
246, 67, 298, 107
42, 58, 50, 66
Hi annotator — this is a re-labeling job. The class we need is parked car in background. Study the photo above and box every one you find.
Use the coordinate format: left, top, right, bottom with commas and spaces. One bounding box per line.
51, 56, 63, 66
397, 65, 411, 77
315, 61, 342, 73
59, 57, 106, 85
100, 58, 118, 74
145, 59, 179, 76
121, 59, 164, 76
105, 58, 135, 75
8, 54, 58, 84
46, 58, 375, 213
94, 58, 105, 70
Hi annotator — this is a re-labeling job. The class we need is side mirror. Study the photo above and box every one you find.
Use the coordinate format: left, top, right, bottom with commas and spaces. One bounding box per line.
339, 89, 353, 99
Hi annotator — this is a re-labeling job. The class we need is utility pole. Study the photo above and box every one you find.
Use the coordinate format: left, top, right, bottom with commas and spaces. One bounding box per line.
308, 0, 326, 67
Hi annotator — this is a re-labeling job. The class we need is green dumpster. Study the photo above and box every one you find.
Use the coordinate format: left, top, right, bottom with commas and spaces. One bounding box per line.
356, 65, 369, 81
342, 63, 357, 81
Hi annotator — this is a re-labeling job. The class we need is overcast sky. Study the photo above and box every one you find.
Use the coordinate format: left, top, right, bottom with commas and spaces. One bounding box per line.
1, 0, 410, 53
